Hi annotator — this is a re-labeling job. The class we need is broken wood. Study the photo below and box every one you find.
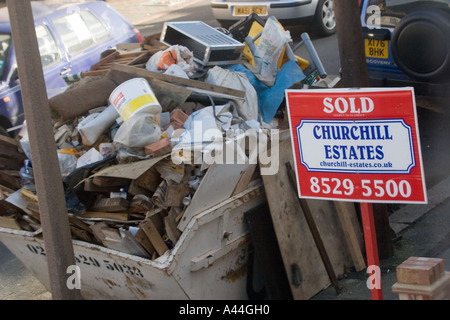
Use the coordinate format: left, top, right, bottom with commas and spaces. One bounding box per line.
0, 215, 22, 230
261, 133, 354, 299
335, 201, 366, 271
83, 51, 152, 77
140, 218, 169, 256
89, 197, 129, 212
80, 211, 129, 222
106, 67, 192, 111
110, 64, 246, 99
91, 176, 131, 188
285, 162, 341, 295
134, 227, 156, 255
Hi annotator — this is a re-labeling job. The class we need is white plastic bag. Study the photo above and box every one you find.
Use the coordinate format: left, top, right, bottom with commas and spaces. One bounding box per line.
76, 148, 103, 168
253, 16, 292, 86
146, 45, 195, 78
174, 103, 235, 147
204, 66, 259, 121
113, 114, 162, 149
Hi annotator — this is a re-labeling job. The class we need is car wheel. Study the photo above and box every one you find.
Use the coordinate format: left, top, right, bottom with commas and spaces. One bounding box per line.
391, 8, 450, 82
313, 0, 336, 36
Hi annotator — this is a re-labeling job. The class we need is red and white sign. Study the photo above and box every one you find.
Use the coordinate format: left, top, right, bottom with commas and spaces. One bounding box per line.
285, 87, 427, 204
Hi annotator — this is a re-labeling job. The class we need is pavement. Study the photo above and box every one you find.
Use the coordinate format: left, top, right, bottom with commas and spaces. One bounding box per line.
1, 0, 450, 302
312, 175, 450, 300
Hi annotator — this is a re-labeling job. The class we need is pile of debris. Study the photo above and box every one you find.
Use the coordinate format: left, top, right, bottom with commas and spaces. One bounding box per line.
0, 16, 337, 261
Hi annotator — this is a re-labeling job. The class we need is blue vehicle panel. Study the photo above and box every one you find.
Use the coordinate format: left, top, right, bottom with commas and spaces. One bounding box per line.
360, 0, 450, 97
0, 1, 142, 136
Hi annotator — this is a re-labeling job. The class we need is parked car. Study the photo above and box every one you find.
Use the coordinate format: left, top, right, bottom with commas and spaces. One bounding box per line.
360, 0, 450, 97
210, 0, 336, 36
0, 1, 142, 137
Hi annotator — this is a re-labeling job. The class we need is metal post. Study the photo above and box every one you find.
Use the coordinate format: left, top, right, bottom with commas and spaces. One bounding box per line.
361, 203, 384, 300
6, 0, 82, 299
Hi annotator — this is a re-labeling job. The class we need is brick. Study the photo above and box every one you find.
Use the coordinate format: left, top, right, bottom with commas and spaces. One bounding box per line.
396, 257, 445, 285
169, 120, 184, 130
407, 257, 445, 275
144, 137, 172, 157
170, 108, 188, 124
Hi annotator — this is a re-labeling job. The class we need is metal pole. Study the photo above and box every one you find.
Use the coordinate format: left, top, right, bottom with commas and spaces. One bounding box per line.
6, 0, 82, 300
361, 203, 384, 300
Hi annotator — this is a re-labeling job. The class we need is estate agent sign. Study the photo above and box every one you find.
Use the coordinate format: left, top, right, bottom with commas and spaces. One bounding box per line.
285, 87, 427, 204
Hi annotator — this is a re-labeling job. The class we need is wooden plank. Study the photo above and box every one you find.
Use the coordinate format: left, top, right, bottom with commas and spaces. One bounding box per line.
335, 201, 366, 271
89, 51, 120, 70
107, 68, 192, 110
135, 167, 162, 192
134, 227, 156, 256
20, 187, 38, 202
164, 215, 181, 245
0, 143, 26, 160
80, 211, 129, 221
140, 218, 168, 256
285, 162, 341, 294
0, 170, 21, 190
260, 133, 353, 300
232, 164, 257, 196
83, 179, 123, 193
92, 176, 131, 187
111, 64, 246, 99
83, 51, 151, 77
89, 197, 129, 212
0, 215, 22, 230
0, 133, 20, 147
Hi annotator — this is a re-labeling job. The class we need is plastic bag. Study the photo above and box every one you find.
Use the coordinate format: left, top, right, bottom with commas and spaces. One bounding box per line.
173, 102, 241, 147
76, 148, 103, 169
113, 113, 162, 149
146, 45, 196, 78
253, 16, 292, 86
58, 152, 78, 175
204, 66, 259, 121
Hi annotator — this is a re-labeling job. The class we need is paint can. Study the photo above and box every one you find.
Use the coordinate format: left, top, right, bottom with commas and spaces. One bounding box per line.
109, 78, 162, 121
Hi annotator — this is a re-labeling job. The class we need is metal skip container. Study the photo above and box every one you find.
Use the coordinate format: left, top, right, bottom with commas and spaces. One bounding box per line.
0, 183, 266, 300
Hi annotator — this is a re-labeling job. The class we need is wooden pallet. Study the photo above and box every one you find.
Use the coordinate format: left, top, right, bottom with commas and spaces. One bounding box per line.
82, 51, 152, 77
82, 36, 169, 77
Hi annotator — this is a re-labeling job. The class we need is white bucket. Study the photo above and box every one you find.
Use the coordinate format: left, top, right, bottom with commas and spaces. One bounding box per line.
109, 78, 162, 121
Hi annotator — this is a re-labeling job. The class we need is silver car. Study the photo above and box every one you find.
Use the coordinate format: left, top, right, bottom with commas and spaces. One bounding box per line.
210, 0, 336, 36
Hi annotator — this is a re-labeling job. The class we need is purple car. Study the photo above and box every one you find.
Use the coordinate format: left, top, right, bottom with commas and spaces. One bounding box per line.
0, 1, 142, 136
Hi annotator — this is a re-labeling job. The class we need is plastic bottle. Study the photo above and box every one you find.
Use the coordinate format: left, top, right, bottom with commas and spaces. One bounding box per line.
19, 159, 34, 187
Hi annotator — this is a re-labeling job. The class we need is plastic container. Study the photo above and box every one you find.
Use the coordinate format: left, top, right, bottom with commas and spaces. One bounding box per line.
109, 78, 162, 121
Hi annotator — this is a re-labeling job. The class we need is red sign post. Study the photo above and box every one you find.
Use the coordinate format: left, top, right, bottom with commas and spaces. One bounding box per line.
285, 87, 427, 299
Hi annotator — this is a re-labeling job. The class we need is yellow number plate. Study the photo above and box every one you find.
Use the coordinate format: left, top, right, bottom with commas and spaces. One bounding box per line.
365, 39, 389, 59
234, 6, 267, 16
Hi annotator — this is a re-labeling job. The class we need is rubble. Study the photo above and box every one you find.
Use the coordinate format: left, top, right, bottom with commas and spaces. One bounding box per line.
0, 15, 341, 262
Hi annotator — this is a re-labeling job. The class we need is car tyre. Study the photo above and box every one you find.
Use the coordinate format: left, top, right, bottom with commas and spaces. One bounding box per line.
391, 8, 450, 82
313, 0, 336, 36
